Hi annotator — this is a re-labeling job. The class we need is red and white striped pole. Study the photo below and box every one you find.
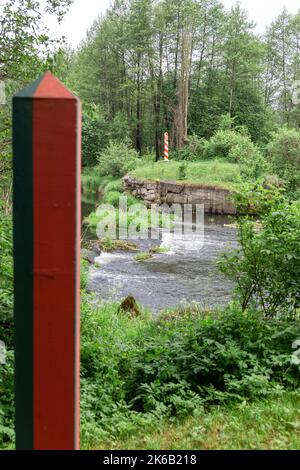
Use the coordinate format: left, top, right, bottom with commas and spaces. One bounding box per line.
164, 132, 169, 161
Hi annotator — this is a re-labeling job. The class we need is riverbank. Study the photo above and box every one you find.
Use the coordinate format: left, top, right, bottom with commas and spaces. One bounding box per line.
123, 175, 237, 214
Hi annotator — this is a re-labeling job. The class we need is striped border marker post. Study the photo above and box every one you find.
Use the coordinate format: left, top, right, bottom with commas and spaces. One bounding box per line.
164, 132, 169, 161
13, 72, 81, 450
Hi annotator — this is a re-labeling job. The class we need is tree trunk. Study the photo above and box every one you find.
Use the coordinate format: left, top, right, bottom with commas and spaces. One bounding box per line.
174, 28, 192, 149
136, 51, 142, 153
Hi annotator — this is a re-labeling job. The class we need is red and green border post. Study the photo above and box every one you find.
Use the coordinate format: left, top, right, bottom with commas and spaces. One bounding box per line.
13, 72, 81, 450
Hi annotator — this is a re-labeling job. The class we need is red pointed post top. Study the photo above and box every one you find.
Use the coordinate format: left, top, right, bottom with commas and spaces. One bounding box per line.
14, 71, 76, 100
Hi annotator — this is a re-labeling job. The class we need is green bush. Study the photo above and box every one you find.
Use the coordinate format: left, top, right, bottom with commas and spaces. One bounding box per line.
82, 110, 110, 167
219, 195, 300, 317
98, 140, 140, 178
267, 127, 300, 198
109, 112, 130, 143
203, 129, 266, 180
0, 209, 13, 347
80, 298, 300, 446
126, 194, 141, 207
0, 207, 14, 446
203, 129, 242, 161
104, 191, 122, 208
175, 134, 206, 161
0, 350, 15, 447
204, 129, 258, 162
178, 162, 187, 180
104, 180, 123, 193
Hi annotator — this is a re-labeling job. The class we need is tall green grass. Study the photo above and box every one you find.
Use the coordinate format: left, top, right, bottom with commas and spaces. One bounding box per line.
82, 167, 115, 193
93, 392, 300, 450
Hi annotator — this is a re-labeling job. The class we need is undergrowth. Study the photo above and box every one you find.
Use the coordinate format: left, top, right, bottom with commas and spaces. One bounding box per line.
80, 295, 300, 449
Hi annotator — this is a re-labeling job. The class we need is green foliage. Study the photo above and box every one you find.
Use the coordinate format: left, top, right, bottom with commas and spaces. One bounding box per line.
98, 237, 139, 253
102, 179, 135, 209
131, 161, 241, 191
80, 298, 300, 447
204, 129, 253, 162
95, 392, 300, 450
105, 180, 123, 193
267, 127, 300, 198
110, 112, 130, 143
0, 0, 73, 82
175, 135, 206, 162
233, 183, 286, 216
149, 246, 169, 254
0, 207, 14, 447
135, 252, 152, 262
104, 191, 122, 208
82, 109, 110, 167
0, 350, 15, 447
219, 195, 300, 317
98, 141, 140, 178
0, 209, 13, 347
81, 168, 117, 195
202, 128, 266, 180
178, 162, 187, 180
80, 259, 90, 291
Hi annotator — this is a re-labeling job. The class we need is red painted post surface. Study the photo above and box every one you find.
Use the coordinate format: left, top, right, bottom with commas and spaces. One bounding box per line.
13, 72, 81, 450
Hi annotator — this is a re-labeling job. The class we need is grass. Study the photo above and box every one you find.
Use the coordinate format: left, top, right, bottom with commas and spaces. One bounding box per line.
149, 245, 169, 254
130, 160, 242, 191
85, 204, 176, 233
92, 392, 300, 450
82, 167, 115, 193
100, 237, 139, 252
135, 251, 153, 262
80, 294, 300, 451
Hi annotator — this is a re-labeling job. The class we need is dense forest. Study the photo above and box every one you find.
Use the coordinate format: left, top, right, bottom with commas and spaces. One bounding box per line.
65, 0, 300, 161
1, 0, 300, 451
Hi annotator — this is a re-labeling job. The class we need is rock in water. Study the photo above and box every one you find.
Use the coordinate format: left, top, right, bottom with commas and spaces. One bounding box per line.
81, 248, 97, 264
118, 295, 141, 317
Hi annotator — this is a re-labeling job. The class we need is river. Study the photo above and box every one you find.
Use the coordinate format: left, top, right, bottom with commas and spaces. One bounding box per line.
82, 191, 237, 313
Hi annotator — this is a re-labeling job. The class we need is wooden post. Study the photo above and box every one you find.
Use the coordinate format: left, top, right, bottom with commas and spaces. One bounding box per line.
13, 72, 81, 450
164, 132, 169, 161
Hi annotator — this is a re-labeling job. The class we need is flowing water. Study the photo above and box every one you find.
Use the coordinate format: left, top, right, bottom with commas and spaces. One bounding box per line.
83, 191, 237, 313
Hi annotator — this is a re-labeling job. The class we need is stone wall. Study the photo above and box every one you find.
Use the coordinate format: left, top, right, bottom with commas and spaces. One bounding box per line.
123, 175, 237, 215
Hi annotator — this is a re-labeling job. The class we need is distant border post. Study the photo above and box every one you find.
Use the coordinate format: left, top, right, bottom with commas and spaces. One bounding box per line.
164, 132, 169, 161
13, 72, 81, 450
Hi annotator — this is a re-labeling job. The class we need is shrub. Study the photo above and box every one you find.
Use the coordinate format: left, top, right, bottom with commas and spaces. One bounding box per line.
0, 350, 14, 446
135, 252, 152, 262
175, 134, 206, 161
82, 110, 110, 167
104, 190, 122, 208
219, 195, 300, 317
203, 129, 242, 161
98, 140, 140, 178
204, 129, 258, 163
0, 209, 13, 347
0, 208, 14, 446
80, 298, 300, 446
178, 162, 187, 180
267, 127, 300, 198
109, 112, 130, 143
203, 129, 266, 180
230, 141, 267, 180
105, 180, 123, 193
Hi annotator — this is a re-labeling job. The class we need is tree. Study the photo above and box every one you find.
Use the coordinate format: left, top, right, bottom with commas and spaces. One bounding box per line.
0, 0, 74, 202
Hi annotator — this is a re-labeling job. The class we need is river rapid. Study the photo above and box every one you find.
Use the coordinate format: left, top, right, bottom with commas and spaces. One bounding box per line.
83, 191, 237, 313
